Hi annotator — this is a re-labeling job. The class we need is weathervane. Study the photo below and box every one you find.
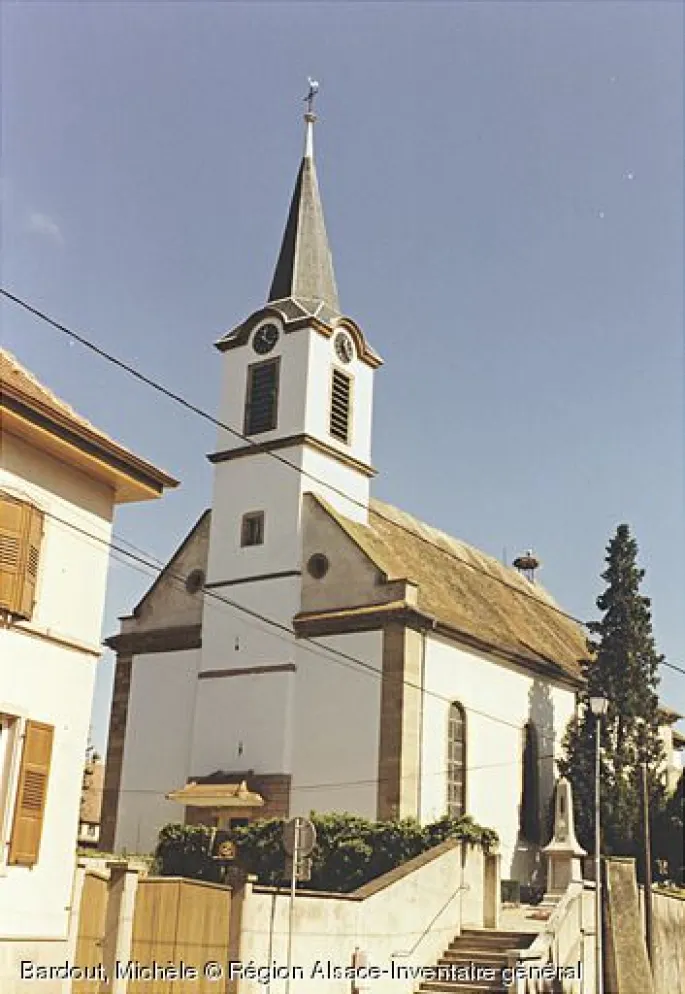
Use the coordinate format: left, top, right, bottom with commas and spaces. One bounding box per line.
304, 77, 319, 116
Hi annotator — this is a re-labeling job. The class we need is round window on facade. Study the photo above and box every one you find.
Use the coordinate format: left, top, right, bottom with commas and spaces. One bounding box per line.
307, 553, 330, 580
185, 568, 206, 595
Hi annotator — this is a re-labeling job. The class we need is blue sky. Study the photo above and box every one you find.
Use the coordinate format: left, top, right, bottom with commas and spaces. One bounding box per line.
2, 1, 683, 754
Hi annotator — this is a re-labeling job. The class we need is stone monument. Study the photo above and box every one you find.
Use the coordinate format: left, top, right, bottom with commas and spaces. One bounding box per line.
542, 777, 586, 898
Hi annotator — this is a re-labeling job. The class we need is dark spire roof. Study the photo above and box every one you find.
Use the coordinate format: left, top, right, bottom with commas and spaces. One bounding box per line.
268, 113, 340, 312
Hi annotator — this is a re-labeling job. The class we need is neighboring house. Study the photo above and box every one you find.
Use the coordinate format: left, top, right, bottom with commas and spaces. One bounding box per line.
658, 706, 685, 793
78, 758, 105, 849
0, 350, 176, 977
102, 109, 590, 885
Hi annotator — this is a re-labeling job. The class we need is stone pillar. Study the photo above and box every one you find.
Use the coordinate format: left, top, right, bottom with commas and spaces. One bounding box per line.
542, 777, 586, 900
227, 874, 256, 994
603, 858, 654, 994
102, 861, 140, 994
483, 852, 501, 929
62, 861, 87, 994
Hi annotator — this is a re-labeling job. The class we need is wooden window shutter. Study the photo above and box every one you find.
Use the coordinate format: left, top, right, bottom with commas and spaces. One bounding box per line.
8, 721, 54, 867
19, 504, 44, 620
0, 494, 24, 614
0, 493, 44, 621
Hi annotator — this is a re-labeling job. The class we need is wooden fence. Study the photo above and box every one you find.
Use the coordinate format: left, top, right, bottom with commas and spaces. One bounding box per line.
73, 872, 109, 994
72, 867, 231, 994
129, 878, 231, 994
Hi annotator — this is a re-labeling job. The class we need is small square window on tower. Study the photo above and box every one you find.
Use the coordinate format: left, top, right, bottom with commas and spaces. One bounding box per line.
241, 512, 265, 548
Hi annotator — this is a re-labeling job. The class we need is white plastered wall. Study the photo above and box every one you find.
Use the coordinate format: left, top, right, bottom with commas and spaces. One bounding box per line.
0, 433, 114, 939
420, 633, 577, 882
289, 630, 383, 819
114, 648, 200, 854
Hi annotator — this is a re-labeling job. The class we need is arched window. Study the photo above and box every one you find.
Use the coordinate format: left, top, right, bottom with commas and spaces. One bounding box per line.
446, 702, 466, 818
520, 722, 540, 843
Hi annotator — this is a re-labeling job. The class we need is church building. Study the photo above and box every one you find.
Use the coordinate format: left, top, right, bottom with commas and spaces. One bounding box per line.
101, 106, 587, 885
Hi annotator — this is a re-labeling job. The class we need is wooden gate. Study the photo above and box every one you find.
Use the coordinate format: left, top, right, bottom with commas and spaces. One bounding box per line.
73, 871, 109, 994
128, 877, 231, 994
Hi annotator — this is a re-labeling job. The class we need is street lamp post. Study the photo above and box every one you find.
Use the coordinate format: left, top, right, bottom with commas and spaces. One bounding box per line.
589, 695, 609, 994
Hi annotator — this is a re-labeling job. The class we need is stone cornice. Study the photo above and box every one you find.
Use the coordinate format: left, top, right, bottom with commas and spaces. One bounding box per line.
7, 620, 102, 658
105, 624, 202, 656
294, 604, 584, 689
208, 432, 377, 479
198, 663, 296, 680
214, 305, 383, 369
204, 570, 301, 589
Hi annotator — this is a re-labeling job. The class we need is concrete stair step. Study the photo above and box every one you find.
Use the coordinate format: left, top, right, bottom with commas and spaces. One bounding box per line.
438, 953, 507, 973
447, 939, 528, 958
455, 934, 534, 950
419, 984, 506, 994
419, 980, 502, 994
444, 947, 511, 960
441, 949, 508, 958
460, 929, 535, 943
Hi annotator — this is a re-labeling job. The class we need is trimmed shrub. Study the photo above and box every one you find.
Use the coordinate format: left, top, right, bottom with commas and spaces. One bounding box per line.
154, 811, 498, 893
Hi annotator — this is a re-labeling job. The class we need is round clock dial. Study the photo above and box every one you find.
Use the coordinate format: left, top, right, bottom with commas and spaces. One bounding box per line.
253, 323, 279, 355
334, 331, 354, 364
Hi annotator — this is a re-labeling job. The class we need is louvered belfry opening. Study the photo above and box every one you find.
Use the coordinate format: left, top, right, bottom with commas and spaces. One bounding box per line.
0, 492, 44, 622
330, 368, 352, 443
244, 358, 280, 435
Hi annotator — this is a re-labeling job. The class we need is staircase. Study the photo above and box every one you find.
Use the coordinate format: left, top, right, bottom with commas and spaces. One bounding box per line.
418, 927, 537, 994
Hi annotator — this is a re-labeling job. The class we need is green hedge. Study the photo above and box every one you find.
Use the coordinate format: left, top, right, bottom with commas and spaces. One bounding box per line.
154, 812, 498, 893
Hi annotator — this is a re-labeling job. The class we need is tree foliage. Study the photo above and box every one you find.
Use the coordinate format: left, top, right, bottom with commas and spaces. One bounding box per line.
559, 524, 668, 869
653, 772, 684, 885
154, 811, 498, 892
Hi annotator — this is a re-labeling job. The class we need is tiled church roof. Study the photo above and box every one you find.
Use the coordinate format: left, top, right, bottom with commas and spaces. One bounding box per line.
312, 495, 588, 684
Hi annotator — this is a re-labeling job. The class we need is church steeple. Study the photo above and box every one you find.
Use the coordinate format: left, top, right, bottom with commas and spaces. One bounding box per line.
268, 102, 340, 312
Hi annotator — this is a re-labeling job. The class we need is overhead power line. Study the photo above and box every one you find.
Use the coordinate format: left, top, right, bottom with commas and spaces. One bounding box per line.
1, 287, 592, 633
81, 753, 559, 800
43, 503, 546, 731
4, 289, 683, 683
43, 502, 685, 799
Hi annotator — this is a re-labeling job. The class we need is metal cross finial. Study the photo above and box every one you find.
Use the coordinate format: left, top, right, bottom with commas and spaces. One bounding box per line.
304, 77, 319, 114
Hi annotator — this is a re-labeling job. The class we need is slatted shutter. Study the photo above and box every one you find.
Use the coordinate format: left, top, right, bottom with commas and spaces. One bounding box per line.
8, 720, 54, 866
0, 495, 24, 613
330, 369, 352, 443
19, 504, 43, 620
0, 493, 44, 620
244, 359, 280, 435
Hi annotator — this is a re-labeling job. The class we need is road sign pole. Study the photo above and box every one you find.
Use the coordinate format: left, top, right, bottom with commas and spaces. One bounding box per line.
286, 817, 300, 994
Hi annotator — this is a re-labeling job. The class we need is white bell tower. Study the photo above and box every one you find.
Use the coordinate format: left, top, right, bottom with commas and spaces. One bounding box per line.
189, 98, 382, 786
206, 105, 382, 594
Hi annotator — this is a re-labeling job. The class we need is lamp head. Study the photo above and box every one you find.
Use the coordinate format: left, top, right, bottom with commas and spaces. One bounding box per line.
589, 695, 609, 717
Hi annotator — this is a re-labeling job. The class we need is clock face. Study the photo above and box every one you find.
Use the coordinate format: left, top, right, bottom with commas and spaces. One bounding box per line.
253, 323, 279, 355
334, 331, 354, 364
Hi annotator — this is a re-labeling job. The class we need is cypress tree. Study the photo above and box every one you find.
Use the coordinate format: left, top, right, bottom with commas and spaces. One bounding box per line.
559, 524, 666, 864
